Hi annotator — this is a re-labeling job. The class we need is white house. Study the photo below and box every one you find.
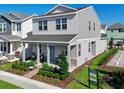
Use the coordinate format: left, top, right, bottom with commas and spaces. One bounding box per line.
22, 5, 107, 71
0, 12, 37, 57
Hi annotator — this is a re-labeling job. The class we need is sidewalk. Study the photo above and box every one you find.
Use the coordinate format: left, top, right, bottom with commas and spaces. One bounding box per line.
0, 71, 60, 89
23, 68, 39, 78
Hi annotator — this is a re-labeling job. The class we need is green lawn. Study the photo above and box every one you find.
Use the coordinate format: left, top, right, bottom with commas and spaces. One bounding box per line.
0, 62, 14, 70
0, 80, 21, 89
66, 49, 117, 89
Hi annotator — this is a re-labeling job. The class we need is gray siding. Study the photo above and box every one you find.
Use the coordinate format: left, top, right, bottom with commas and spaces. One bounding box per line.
0, 16, 12, 35
76, 7, 101, 39
32, 14, 77, 35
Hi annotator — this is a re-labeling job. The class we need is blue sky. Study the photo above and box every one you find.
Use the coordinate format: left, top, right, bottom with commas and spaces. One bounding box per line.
0, 4, 123, 26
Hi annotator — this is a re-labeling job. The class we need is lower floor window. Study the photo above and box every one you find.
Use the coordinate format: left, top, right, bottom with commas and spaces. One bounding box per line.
78, 44, 81, 56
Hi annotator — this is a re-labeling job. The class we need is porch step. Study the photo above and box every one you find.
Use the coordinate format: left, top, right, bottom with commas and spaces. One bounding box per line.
23, 68, 39, 78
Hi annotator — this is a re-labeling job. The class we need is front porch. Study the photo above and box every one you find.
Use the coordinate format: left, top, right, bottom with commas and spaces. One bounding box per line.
0, 35, 22, 61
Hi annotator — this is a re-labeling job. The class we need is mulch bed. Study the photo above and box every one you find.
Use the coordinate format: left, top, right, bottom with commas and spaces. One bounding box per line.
32, 75, 62, 87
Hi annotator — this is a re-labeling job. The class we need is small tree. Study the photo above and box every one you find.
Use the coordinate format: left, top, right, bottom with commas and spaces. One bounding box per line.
59, 50, 69, 74
109, 37, 114, 49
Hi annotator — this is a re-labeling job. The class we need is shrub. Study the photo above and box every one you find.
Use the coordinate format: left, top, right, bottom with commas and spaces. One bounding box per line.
47, 72, 54, 78
60, 74, 67, 80
27, 60, 35, 67
59, 50, 69, 74
42, 63, 49, 71
38, 70, 48, 77
53, 73, 60, 79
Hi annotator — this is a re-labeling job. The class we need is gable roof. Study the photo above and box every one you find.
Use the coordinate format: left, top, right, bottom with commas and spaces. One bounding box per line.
34, 5, 92, 19
1, 12, 37, 22
45, 4, 77, 15
107, 23, 124, 30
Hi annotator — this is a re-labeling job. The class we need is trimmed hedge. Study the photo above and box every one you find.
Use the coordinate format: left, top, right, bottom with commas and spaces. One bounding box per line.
12, 60, 35, 71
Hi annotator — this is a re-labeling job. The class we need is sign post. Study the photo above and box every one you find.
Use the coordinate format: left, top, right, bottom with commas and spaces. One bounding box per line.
88, 66, 99, 89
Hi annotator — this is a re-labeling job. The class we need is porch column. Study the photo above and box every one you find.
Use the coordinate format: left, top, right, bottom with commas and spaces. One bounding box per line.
6, 42, 8, 53
67, 45, 71, 71
36, 43, 40, 66
22, 43, 26, 62
10, 42, 13, 54
47, 44, 50, 65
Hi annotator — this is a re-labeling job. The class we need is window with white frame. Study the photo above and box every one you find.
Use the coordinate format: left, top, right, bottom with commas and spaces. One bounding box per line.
56, 18, 67, 30
78, 44, 81, 56
93, 22, 95, 31
89, 21, 91, 31
17, 23, 21, 31
88, 42, 90, 52
39, 20, 48, 31
0, 23, 7, 32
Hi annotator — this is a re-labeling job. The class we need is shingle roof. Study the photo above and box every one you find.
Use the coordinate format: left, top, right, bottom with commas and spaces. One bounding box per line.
2, 12, 33, 21
22, 34, 77, 43
36, 6, 91, 18
0, 35, 22, 41
107, 23, 124, 30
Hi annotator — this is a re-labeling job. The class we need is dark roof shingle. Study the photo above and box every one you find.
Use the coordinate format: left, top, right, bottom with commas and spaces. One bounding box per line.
107, 23, 124, 30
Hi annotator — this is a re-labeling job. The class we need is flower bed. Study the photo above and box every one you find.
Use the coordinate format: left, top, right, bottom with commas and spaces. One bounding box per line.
37, 64, 69, 80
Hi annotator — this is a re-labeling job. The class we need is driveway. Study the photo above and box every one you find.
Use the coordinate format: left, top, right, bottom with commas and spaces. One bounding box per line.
107, 50, 124, 67
0, 71, 60, 89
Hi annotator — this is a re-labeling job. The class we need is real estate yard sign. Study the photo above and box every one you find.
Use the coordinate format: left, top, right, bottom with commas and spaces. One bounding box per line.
88, 67, 99, 89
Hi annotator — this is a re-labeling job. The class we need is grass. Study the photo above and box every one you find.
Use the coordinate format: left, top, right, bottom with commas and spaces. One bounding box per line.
0, 62, 14, 70
0, 80, 21, 89
66, 49, 117, 89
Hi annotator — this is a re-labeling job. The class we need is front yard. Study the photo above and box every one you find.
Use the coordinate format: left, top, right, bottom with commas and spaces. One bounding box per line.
0, 80, 21, 89
66, 49, 117, 89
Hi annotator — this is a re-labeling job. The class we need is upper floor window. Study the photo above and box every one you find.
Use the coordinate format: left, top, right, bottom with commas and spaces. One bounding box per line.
93, 22, 95, 31
56, 18, 67, 30
118, 29, 124, 32
89, 21, 91, 31
0, 23, 7, 32
39, 20, 48, 31
17, 23, 21, 31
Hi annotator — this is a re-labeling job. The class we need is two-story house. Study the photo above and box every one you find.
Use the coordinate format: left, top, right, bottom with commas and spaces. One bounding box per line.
22, 5, 107, 71
0, 12, 36, 57
107, 23, 124, 45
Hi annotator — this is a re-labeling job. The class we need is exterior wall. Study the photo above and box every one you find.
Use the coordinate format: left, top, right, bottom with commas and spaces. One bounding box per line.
0, 16, 12, 35
32, 14, 77, 35
76, 38, 107, 66
12, 18, 33, 38
107, 29, 124, 44
76, 7, 101, 39
107, 29, 124, 39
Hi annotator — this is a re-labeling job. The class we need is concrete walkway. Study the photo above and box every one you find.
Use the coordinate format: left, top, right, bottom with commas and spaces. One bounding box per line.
0, 71, 60, 89
107, 50, 124, 67
23, 68, 39, 78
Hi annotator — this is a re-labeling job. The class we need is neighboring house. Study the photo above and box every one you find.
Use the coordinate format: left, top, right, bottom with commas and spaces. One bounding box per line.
107, 23, 124, 45
0, 12, 36, 56
22, 5, 107, 71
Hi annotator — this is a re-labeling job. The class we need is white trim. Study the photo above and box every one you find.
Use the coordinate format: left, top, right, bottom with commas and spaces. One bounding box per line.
33, 12, 76, 19
45, 4, 77, 15
76, 6, 93, 13
69, 34, 79, 44
77, 38, 101, 41
21, 40, 69, 44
